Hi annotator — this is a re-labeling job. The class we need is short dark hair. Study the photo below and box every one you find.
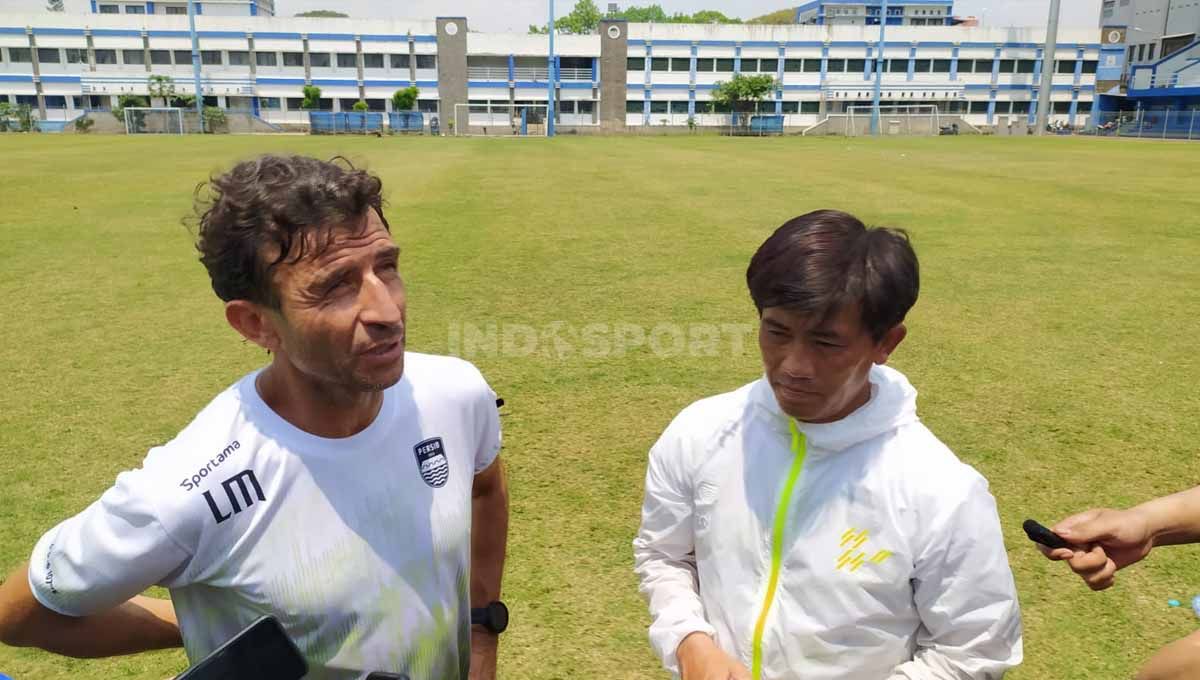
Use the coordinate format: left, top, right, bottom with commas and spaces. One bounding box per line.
746, 209, 919, 341
194, 155, 388, 307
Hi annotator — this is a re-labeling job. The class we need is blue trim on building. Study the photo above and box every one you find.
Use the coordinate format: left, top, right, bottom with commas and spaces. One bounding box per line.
1029, 47, 1044, 124
591, 56, 597, 81
467, 81, 508, 88
197, 31, 246, 38
412, 35, 437, 43
508, 54, 515, 81
248, 2, 256, 16
697, 40, 737, 47
515, 80, 550, 88
559, 82, 591, 89
781, 84, 823, 91
254, 31, 303, 39
360, 34, 413, 42
649, 83, 691, 90
307, 33, 355, 41
145, 2, 154, 14
310, 78, 358, 86
0, 74, 34, 82
90, 0, 97, 11
194, 2, 201, 15
147, 30, 191, 37
33, 27, 86, 36
362, 79, 438, 87
90, 29, 142, 36
257, 77, 306, 85
734, 44, 741, 74
40, 75, 82, 83
907, 45, 916, 81
950, 46, 959, 81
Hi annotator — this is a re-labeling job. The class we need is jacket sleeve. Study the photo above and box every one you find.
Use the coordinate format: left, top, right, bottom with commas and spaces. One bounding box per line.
632, 426, 716, 676
888, 473, 1023, 680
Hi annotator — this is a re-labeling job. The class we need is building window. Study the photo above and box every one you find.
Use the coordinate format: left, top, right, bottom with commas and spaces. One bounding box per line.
847, 58, 866, 72
932, 59, 951, 72
150, 49, 171, 65
1081, 60, 1098, 74
1053, 101, 1072, 114
415, 55, 435, 69
1057, 60, 1075, 74
992, 101, 1012, 114
258, 97, 281, 110
8, 47, 32, 63
256, 52, 277, 67
417, 99, 438, 113
1148, 44, 1156, 60
1012, 100, 1031, 114
122, 49, 145, 65
93, 49, 117, 64
784, 58, 803, 72
98, 3, 119, 11
715, 58, 734, 72
286, 96, 304, 110
125, 4, 145, 13
65, 48, 88, 64
801, 101, 819, 113
44, 95, 67, 108
651, 57, 668, 71
37, 48, 61, 64
649, 100, 668, 113
999, 59, 1016, 73
741, 58, 758, 72
695, 57, 714, 72
913, 59, 931, 73
1017, 59, 1037, 74
201, 51, 222, 66
283, 51, 304, 67
1136, 44, 1145, 61
166, 5, 186, 14
337, 53, 357, 69
173, 49, 191, 65
826, 58, 846, 73
626, 100, 643, 113
14, 95, 38, 107
363, 53, 383, 69
391, 54, 410, 69
760, 58, 778, 72
781, 100, 799, 113
804, 58, 822, 73
670, 100, 689, 114
578, 100, 594, 114
887, 59, 907, 73
626, 57, 644, 71
969, 101, 989, 113
309, 53, 331, 68
670, 57, 689, 71
228, 51, 250, 66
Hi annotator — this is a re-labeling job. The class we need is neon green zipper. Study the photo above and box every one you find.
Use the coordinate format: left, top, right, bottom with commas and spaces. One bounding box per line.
750, 419, 806, 680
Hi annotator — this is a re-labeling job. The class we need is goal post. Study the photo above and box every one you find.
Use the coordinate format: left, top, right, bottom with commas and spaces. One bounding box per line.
453, 103, 550, 137
124, 107, 185, 135
845, 104, 941, 136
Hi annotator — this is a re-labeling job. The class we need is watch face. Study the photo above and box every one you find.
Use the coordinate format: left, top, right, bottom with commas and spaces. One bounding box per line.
488, 601, 509, 633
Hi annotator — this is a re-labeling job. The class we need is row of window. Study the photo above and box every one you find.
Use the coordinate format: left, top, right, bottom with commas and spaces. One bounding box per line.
0, 47, 435, 69
621, 99, 1078, 115
627, 56, 1099, 75
467, 99, 596, 114
97, 4, 189, 13
7, 93, 441, 112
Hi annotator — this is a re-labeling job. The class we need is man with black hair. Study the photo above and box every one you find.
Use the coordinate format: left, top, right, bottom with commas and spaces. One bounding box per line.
634, 210, 1022, 680
0, 155, 509, 680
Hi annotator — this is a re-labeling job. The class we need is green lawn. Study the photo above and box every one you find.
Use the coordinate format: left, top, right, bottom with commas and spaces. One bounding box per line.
0, 134, 1198, 679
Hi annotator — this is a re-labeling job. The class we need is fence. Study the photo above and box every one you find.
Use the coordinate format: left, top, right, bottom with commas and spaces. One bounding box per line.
309, 111, 385, 134
1089, 108, 1200, 141
388, 111, 425, 133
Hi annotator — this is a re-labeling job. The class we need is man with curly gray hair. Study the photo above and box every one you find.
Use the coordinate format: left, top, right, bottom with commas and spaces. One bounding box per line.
0, 155, 510, 680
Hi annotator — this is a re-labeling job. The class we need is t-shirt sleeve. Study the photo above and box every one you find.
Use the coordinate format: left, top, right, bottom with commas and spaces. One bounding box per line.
27, 462, 192, 617
472, 371, 502, 474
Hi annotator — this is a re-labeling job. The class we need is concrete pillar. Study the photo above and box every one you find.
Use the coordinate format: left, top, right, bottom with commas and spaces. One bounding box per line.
435, 17, 467, 129
28, 29, 47, 120
598, 19, 628, 132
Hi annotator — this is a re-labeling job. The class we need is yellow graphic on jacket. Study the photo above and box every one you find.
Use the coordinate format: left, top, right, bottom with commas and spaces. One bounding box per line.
836, 528, 893, 572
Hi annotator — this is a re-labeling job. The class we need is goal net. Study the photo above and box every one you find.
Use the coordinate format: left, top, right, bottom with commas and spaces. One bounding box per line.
124, 107, 186, 135
839, 104, 942, 137
453, 103, 550, 137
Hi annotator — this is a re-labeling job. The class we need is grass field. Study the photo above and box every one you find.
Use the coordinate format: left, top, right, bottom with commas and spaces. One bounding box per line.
0, 134, 1198, 680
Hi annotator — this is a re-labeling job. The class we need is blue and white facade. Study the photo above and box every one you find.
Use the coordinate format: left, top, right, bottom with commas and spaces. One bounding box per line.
89, 1, 273, 17
0, 12, 1104, 130
795, 0, 955, 27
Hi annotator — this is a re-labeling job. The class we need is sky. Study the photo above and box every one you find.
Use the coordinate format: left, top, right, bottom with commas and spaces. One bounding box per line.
0, 0, 1104, 32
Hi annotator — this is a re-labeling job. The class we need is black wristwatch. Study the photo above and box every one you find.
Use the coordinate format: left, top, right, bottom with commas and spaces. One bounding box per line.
470, 601, 509, 634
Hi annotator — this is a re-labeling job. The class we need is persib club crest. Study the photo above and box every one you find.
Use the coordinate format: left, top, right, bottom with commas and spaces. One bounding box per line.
413, 437, 450, 488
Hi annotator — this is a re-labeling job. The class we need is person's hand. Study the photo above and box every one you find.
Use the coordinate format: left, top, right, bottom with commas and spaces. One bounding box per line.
469, 626, 498, 680
1040, 508, 1155, 590
677, 632, 751, 680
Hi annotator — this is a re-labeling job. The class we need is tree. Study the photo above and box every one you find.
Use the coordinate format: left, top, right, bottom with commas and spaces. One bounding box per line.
688, 10, 741, 24
147, 75, 176, 106
530, 0, 601, 34
112, 94, 149, 125
0, 101, 12, 132
300, 84, 322, 110
710, 73, 777, 125
295, 10, 347, 17
747, 8, 798, 24
391, 85, 419, 111
351, 100, 369, 112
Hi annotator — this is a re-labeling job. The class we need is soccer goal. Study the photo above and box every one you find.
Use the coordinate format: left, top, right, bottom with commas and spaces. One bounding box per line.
453, 103, 550, 137
124, 107, 186, 135
844, 104, 941, 136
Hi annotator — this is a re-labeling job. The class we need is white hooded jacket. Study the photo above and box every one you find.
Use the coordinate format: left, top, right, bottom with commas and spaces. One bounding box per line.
633, 365, 1022, 680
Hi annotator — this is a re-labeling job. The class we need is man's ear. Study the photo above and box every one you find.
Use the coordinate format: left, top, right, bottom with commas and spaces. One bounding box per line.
873, 323, 907, 365
225, 300, 282, 354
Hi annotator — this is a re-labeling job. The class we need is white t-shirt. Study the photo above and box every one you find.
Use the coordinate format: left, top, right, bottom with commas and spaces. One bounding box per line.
28, 352, 502, 680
